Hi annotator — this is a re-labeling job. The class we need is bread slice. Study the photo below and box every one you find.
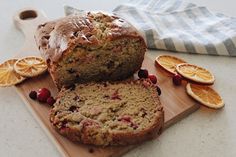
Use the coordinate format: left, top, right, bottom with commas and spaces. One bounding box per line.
35, 12, 146, 89
50, 79, 164, 146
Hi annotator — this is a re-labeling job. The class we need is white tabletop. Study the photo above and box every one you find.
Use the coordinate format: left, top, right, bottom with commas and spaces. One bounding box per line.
0, 0, 236, 157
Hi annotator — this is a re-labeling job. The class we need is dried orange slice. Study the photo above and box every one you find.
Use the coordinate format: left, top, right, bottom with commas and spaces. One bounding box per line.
186, 83, 224, 109
155, 55, 186, 75
176, 63, 215, 84
14, 56, 47, 77
0, 59, 26, 87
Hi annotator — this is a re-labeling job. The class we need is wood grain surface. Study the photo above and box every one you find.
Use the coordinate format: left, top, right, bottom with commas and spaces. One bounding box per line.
13, 8, 200, 157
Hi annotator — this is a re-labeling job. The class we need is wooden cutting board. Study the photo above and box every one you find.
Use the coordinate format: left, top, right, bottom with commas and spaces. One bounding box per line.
13, 8, 200, 157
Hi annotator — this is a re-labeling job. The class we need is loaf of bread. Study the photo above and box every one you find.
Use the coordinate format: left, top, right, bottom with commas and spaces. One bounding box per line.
35, 12, 146, 89
50, 79, 164, 146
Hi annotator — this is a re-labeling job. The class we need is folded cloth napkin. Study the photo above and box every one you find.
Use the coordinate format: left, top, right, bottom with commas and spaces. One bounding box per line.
65, 0, 236, 56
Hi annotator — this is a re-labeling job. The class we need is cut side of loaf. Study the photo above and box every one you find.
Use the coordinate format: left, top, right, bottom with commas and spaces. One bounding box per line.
35, 12, 146, 89
50, 79, 164, 146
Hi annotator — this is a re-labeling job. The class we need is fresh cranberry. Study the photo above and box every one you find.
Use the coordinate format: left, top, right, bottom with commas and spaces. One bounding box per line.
156, 86, 161, 96
37, 88, 51, 102
148, 74, 157, 84
47, 97, 56, 106
173, 74, 183, 86
29, 91, 37, 100
138, 69, 149, 78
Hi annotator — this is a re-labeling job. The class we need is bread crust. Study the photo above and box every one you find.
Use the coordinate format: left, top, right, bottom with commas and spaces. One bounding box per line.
35, 12, 146, 62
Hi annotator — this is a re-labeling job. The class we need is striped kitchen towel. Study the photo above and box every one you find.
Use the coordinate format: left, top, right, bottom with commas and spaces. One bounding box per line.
64, 0, 236, 56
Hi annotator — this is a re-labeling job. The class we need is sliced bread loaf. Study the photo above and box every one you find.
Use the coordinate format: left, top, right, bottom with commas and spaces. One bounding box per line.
50, 79, 164, 146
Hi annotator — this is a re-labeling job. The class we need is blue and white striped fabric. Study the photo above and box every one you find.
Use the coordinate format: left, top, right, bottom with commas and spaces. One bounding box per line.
65, 0, 236, 56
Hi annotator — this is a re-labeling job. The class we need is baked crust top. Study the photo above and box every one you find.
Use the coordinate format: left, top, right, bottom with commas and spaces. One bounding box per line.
35, 12, 144, 62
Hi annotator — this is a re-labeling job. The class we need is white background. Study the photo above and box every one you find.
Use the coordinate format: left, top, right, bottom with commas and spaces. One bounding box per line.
0, 0, 236, 157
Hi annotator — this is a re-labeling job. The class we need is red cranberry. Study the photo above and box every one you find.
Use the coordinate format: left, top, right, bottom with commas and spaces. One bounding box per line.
138, 69, 149, 78
173, 74, 183, 86
37, 88, 51, 102
148, 74, 157, 84
82, 119, 98, 127
118, 115, 131, 122
29, 91, 37, 100
111, 90, 121, 100
156, 86, 161, 96
47, 97, 56, 106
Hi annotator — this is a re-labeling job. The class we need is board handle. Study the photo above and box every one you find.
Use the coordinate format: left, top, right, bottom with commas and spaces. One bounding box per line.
13, 8, 48, 54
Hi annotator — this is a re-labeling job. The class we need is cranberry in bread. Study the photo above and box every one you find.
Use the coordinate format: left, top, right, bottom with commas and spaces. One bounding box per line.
50, 79, 164, 146
35, 12, 146, 89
